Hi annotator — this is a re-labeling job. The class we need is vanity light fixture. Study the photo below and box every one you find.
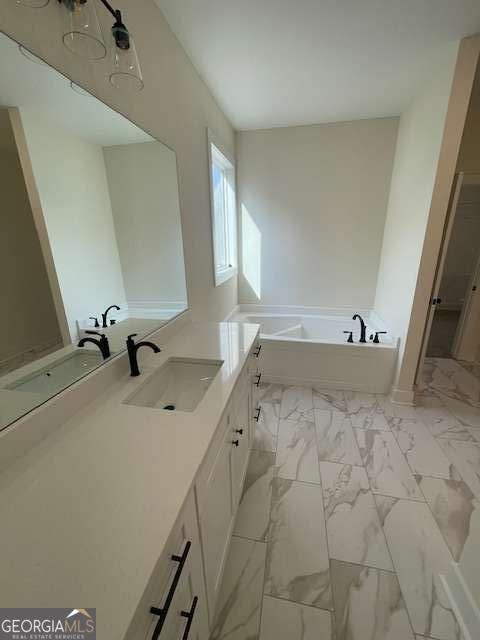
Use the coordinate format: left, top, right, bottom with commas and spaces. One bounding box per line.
60, 0, 106, 60
15, 0, 143, 91
58, 0, 143, 89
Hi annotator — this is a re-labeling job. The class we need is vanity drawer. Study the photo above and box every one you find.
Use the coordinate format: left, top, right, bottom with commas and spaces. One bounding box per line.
126, 490, 208, 640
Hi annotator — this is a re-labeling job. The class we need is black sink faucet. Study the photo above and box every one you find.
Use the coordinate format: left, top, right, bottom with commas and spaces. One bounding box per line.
352, 314, 367, 344
126, 333, 161, 376
78, 331, 111, 360
102, 304, 120, 328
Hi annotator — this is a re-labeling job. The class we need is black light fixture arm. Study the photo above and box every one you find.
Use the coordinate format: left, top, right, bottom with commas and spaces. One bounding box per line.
59, 0, 130, 49
97, 0, 117, 20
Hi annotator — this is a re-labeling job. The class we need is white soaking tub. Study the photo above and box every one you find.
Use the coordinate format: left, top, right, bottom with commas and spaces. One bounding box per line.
230, 306, 398, 393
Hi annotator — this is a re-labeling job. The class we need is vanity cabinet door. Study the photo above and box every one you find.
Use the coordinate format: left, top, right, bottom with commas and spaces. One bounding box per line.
230, 371, 251, 508
199, 423, 235, 619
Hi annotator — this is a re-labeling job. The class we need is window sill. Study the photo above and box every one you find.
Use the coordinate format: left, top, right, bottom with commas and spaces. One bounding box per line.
214, 266, 237, 287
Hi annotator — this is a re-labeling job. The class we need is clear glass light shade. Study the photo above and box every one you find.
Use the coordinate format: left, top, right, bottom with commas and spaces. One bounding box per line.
19, 45, 48, 65
70, 81, 93, 97
109, 25, 143, 91
16, 0, 49, 7
61, 0, 106, 61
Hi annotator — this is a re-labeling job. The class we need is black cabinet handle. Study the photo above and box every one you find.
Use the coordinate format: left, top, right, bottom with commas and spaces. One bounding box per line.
254, 407, 261, 422
253, 345, 262, 358
235, 428, 244, 435
180, 596, 198, 640
232, 439, 240, 447
254, 373, 262, 387
150, 541, 191, 640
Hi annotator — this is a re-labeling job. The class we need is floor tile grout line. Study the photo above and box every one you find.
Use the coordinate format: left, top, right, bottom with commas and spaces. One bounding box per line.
223, 383, 470, 639
385, 410, 474, 567
262, 592, 334, 615
260, 385, 466, 637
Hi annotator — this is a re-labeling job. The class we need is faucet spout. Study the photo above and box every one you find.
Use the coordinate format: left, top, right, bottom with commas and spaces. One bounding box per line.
78, 331, 111, 359
352, 314, 367, 344
101, 304, 120, 328
126, 333, 161, 376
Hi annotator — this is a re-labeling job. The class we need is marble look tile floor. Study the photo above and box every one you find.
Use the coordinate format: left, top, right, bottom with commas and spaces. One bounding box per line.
212, 372, 479, 640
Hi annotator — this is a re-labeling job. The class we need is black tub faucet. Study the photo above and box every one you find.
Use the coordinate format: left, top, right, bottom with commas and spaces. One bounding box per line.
78, 331, 111, 360
352, 314, 367, 343
102, 304, 120, 328
126, 333, 161, 376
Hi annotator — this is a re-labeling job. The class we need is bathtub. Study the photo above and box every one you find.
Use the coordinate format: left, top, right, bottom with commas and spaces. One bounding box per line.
229, 306, 398, 394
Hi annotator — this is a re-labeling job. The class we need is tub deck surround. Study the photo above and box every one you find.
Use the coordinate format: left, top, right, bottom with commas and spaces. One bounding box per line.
212, 381, 478, 640
0, 320, 260, 640
229, 305, 398, 393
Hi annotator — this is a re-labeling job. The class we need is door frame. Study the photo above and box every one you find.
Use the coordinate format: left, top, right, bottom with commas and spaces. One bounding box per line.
415, 172, 464, 383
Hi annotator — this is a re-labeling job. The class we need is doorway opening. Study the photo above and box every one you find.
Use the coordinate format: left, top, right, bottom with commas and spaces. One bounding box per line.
425, 172, 480, 363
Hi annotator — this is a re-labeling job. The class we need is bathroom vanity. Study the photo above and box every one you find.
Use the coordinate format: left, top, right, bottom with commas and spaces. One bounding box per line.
0, 320, 262, 640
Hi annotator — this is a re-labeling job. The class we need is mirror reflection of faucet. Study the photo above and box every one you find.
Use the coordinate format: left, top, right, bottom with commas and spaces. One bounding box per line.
78, 331, 111, 360
101, 304, 121, 328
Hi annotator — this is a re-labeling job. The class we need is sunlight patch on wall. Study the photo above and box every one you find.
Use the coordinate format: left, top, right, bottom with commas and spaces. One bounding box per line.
241, 204, 261, 299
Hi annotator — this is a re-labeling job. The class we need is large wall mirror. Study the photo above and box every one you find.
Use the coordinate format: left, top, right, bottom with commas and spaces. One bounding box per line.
0, 32, 188, 431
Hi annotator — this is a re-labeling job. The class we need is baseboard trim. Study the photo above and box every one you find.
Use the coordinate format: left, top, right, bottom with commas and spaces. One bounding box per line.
390, 386, 415, 405
441, 562, 480, 640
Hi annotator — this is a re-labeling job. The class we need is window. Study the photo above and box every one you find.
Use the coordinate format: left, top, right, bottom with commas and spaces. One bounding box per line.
208, 131, 237, 286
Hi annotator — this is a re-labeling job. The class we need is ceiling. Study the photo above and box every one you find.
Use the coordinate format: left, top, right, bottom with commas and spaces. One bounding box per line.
156, 0, 480, 130
0, 32, 152, 147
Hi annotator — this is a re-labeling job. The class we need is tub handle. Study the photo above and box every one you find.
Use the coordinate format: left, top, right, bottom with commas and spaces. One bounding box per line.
370, 331, 387, 344
343, 331, 354, 343
254, 373, 262, 387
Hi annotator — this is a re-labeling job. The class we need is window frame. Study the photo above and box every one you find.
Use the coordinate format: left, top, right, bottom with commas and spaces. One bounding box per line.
207, 129, 237, 287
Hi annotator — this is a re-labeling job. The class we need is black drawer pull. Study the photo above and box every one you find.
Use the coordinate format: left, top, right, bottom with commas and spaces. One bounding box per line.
232, 439, 240, 447
254, 407, 261, 422
254, 373, 262, 387
235, 428, 244, 435
253, 345, 262, 357
150, 540, 191, 640
180, 596, 198, 640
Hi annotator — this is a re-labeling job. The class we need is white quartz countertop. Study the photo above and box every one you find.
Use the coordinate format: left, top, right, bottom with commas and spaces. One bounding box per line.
0, 321, 259, 640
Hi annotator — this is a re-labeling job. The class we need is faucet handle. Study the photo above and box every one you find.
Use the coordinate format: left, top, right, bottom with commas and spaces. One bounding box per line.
89, 316, 100, 328
343, 331, 354, 343
371, 331, 387, 344
127, 333, 138, 342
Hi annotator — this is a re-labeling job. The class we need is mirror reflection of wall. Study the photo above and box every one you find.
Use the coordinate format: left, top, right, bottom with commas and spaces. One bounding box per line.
0, 32, 188, 432
0, 108, 63, 376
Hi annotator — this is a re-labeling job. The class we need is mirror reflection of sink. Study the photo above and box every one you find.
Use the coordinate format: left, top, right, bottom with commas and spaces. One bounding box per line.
125, 357, 223, 413
6, 350, 106, 395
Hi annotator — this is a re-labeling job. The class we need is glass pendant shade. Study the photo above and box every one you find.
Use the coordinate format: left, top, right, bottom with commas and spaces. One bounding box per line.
61, 0, 107, 61
70, 81, 93, 96
109, 24, 143, 91
16, 0, 49, 7
19, 45, 48, 64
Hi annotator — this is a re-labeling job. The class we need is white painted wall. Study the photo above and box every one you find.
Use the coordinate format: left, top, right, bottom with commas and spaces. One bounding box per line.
373, 42, 460, 395
0, 0, 236, 323
103, 141, 188, 308
0, 108, 62, 372
20, 108, 128, 342
236, 118, 398, 308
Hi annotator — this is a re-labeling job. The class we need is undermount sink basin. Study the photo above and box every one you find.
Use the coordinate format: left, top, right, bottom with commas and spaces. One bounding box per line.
124, 357, 223, 413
